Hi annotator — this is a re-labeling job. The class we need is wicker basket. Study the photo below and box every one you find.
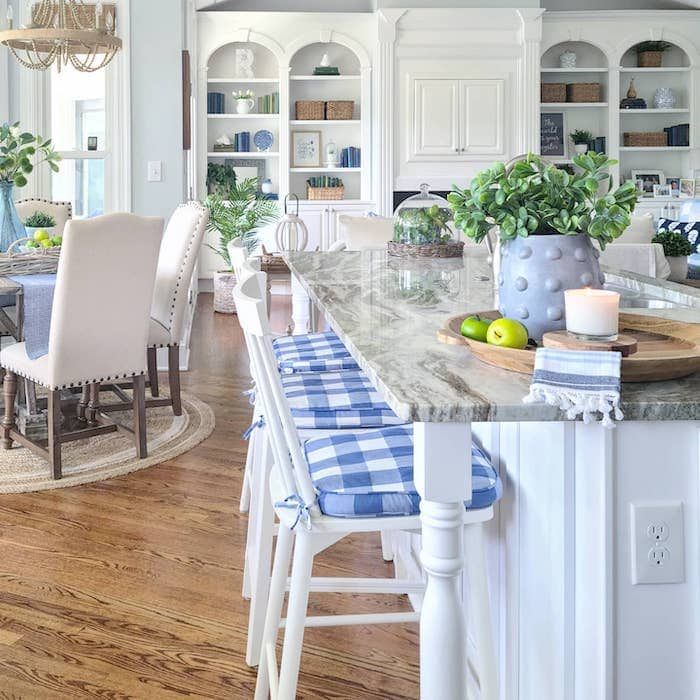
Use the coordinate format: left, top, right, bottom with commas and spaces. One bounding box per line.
0, 237, 60, 276
638, 51, 663, 68
306, 185, 345, 201
260, 247, 289, 274
326, 100, 354, 120
566, 83, 601, 103
623, 131, 668, 147
541, 83, 566, 103
387, 240, 465, 259
295, 100, 325, 120
213, 270, 237, 314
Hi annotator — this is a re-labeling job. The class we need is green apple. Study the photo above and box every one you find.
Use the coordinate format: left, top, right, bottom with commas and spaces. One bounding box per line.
51, 236, 62, 247
460, 315, 491, 342
33, 229, 49, 243
486, 318, 529, 350
40, 238, 53, 248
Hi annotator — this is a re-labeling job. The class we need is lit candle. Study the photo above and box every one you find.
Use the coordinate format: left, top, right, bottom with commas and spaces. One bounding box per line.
564, 288, 620, 340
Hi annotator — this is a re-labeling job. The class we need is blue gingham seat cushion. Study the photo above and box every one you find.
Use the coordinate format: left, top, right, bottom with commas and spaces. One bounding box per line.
273, 331, 359, 374
303, 425, 501, 518
282, 371, 404, 429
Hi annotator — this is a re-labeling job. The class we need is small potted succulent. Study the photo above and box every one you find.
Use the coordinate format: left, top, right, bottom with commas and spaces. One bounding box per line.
652, 230, 693, 283
635, 41, 672, 68
448, 152, 639, 339
570, 129, 593, 155
23, 211, 59, 249
232, 89, 255, 115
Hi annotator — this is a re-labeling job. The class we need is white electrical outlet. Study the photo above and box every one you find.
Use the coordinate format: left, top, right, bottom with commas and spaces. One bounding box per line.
147, 160, 162, 182
630, 501, 685, 585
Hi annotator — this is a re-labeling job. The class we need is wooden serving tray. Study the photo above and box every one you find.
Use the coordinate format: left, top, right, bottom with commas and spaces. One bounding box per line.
437, 310, 700, 383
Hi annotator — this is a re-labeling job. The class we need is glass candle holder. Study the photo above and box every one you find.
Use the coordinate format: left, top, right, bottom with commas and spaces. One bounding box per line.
564, 288, 620, 341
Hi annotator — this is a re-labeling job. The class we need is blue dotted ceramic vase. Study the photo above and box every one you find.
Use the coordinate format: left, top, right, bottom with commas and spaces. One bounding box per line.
498, 232, 604, 340
0, 182, 25, 253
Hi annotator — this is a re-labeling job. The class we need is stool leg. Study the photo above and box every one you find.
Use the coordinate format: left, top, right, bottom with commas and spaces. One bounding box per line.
168, 345, 182, 416
380, 532, 394, 562
277, 532, 314, 700
254, 523, 294, 700
464, 523, 498, 700
2, 370, 18, 449
87, 383, 100, 424
133, 374, 147, 458
77, 386, 89, 421
147, 347, 159, 398
48, 389, 62, 480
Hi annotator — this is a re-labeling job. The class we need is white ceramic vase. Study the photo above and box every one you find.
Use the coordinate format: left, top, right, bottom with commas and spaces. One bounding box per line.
559, 51, 577, 69
236, 98, 254, 115
666, 256, 688, 283
653, 87, 677, 109
574, 143, 588, 154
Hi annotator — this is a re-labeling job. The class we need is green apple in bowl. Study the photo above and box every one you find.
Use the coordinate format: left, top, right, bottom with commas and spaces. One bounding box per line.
33, 229, 50, 243
460, 315, 492, 342
486, 318, 529, 350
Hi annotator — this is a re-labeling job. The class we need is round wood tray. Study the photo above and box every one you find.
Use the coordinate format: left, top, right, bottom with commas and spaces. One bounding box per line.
437, 310, 700, 383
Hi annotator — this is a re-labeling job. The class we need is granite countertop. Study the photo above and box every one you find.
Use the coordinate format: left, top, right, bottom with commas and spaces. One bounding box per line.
285, 249, 700, 423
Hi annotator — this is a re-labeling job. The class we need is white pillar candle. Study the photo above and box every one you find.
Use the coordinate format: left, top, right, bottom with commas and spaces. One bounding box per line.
564, 288, 620, 339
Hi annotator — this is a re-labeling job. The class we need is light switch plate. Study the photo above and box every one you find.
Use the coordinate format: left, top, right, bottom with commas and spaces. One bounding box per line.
147, 161, 162, 182
630, 501, 685, 585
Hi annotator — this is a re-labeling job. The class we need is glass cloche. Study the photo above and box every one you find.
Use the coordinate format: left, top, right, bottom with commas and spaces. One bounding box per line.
393, 183, 456, 246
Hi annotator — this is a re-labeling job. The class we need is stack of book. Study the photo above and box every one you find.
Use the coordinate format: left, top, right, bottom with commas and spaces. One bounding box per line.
313, 66, 340, 76
620, 98, 647, 109
587, 136, 606, 154
257, 92, 279, 114
664, 123, 690, 147
207, 92, 225, 114
234, 131, 251, 152
340, 147, 361, 168
307, 175, 343, 188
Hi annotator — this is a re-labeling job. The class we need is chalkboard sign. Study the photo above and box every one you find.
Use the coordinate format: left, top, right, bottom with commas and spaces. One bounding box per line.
540, 112, 566, 158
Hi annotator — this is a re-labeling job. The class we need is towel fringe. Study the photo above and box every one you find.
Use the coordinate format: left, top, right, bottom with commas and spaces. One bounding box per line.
524, 384, 624, 429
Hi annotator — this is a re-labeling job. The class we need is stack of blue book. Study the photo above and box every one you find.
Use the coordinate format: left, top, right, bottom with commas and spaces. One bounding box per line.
664, 123, 690, 147
340, 147, 361, 168
234, 132, 251, 152
207, 92, 225, 114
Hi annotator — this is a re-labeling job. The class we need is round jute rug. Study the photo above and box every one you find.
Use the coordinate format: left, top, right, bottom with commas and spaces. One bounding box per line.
0, 392, 215, 493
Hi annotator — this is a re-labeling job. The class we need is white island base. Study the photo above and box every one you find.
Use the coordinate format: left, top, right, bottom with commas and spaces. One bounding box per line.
391, 419, 699, 700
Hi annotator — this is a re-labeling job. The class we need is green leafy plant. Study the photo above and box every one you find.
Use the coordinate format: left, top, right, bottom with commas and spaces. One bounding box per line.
447, 152, 639, 250
652, 230, 693, 257
24, 211, 56, 228
635, 41, 672, 54
207, 162, 237, 196
570, 129, 593, 145
0, 122, 60, 188
393, 205, 452, 245
204, 177, 279, 269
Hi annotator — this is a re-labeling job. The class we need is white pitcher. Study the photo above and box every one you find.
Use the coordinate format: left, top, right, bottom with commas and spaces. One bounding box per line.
236, 97, 255, 115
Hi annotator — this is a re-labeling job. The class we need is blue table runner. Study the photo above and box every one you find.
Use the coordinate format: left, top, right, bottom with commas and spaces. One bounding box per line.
8, 274, 56, 360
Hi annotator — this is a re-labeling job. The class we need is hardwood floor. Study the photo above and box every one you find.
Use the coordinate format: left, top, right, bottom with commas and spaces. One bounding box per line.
0, 293, 418, 699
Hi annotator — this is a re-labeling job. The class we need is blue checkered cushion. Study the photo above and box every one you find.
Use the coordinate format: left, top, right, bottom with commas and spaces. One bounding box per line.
282, 371, 404, 429
304, 425, 501, 518
273, 331, 359, 374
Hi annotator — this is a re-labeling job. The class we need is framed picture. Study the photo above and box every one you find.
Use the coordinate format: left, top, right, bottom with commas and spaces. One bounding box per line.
631, 170, 664, 196
87, 136, 98, 151
292, 131, 321, 167
653, 184, 671, 198
666, 177, 681, 197
680, 178, 695, 198
540, 112, 566, 158
224, 158, 265, 188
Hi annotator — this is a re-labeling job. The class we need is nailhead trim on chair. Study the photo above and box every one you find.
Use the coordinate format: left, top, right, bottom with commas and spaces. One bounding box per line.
0, 363, 146, 391
16, 197, 73, 219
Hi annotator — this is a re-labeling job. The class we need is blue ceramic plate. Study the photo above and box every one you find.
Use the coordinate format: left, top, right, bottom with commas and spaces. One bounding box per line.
254, 129, 274, 152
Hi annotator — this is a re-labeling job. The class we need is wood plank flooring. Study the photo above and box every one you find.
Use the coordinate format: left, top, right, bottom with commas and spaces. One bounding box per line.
0, 294, 419, 699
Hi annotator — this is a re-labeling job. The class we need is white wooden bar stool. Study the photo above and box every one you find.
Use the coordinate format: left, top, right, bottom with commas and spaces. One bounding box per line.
234, 269, 501, 700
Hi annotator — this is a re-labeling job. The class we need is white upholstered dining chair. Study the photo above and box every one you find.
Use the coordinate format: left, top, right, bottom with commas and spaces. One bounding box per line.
15, 198, 72, 236
1, 213, 164, 479
328, 214, 394, 251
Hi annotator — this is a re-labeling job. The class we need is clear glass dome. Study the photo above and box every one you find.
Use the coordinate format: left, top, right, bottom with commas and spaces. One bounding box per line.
393, 183, 456, 245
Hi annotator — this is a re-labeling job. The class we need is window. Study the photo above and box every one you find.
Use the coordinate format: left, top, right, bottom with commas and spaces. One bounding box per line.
50, 64, 106, 217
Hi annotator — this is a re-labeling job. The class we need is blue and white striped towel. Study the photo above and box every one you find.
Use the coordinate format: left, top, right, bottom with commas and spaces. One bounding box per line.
523, 348, 623, 428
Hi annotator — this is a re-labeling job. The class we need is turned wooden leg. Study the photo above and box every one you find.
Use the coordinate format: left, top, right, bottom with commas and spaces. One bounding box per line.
168, 345, 182, 417
77, 385, 89, 421
133, 374, 147, 459
87, 382, 100, 424
2, 371, 17, 450
48, 389, 62, 480
147, 347, 159, 398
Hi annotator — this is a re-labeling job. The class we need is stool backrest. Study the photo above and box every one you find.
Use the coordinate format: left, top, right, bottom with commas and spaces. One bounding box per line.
234, 267, 318, 511
48, 213, 163, 389
228, 238, 249, 279
151, 202, 209, 343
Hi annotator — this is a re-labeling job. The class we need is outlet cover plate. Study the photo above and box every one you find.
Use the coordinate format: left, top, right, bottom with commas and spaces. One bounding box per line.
147, 161, 162, 182
630, 501, 685, 585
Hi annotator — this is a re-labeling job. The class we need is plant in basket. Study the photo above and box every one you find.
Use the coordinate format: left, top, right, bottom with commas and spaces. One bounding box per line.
448, 152, 639, 339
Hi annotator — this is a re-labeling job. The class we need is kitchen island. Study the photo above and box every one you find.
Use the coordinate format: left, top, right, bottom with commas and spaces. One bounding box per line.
285, 249, 700, 700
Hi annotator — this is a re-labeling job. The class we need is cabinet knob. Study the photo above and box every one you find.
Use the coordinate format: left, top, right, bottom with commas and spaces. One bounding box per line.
454, 148, 459, 153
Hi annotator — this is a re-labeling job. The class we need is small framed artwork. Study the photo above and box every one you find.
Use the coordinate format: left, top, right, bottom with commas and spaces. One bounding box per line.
540, 112, 566, 159
653, 184, 671, 198
680, 178, 696, 199
87, 136, 98, 151
631, 170, 664, 196
666, 177, 681, 197
292, 131, 321, 168
224, 158, 265, 187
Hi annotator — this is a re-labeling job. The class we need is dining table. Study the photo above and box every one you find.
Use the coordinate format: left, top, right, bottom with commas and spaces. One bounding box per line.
284, 248, 700, 700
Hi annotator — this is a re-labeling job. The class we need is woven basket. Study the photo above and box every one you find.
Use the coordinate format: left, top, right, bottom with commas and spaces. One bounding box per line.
566, 83, 601, 102
307, 185, 345, 201
638, 51, 663, 68
326, 100, 354, 120
541, 83, 566, 103
295, 101, 325, 120
213, 270, 237, 314
260, 248, 289, 274
0, 237, 60, 276
623, 131, 667, 147
387, 240, 465, 259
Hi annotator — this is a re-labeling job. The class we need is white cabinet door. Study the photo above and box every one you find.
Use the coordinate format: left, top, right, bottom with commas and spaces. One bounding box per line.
296, 205, 328, 252
459, 79, 504, 155
412, 79, 460, 158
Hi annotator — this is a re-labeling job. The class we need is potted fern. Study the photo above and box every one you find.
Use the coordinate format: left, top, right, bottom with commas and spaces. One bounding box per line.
448, 152, 639, 339
570, 129, 593, 155
204, 177, 278, 313
652, 230, 693, 283
635, 41, 672, 68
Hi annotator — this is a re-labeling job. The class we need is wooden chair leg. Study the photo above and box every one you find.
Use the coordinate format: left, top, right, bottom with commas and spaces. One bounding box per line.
77, 385, 89, 421
48, 389, 62, 479
1, 370, 17, 450
133, 374, 147, 458
147, 347, 160, 398
168, 345, 182, 416
87, 382, 100, 424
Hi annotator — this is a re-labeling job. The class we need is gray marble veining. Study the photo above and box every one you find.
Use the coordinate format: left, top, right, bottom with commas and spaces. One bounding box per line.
285, 250, 700, 423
